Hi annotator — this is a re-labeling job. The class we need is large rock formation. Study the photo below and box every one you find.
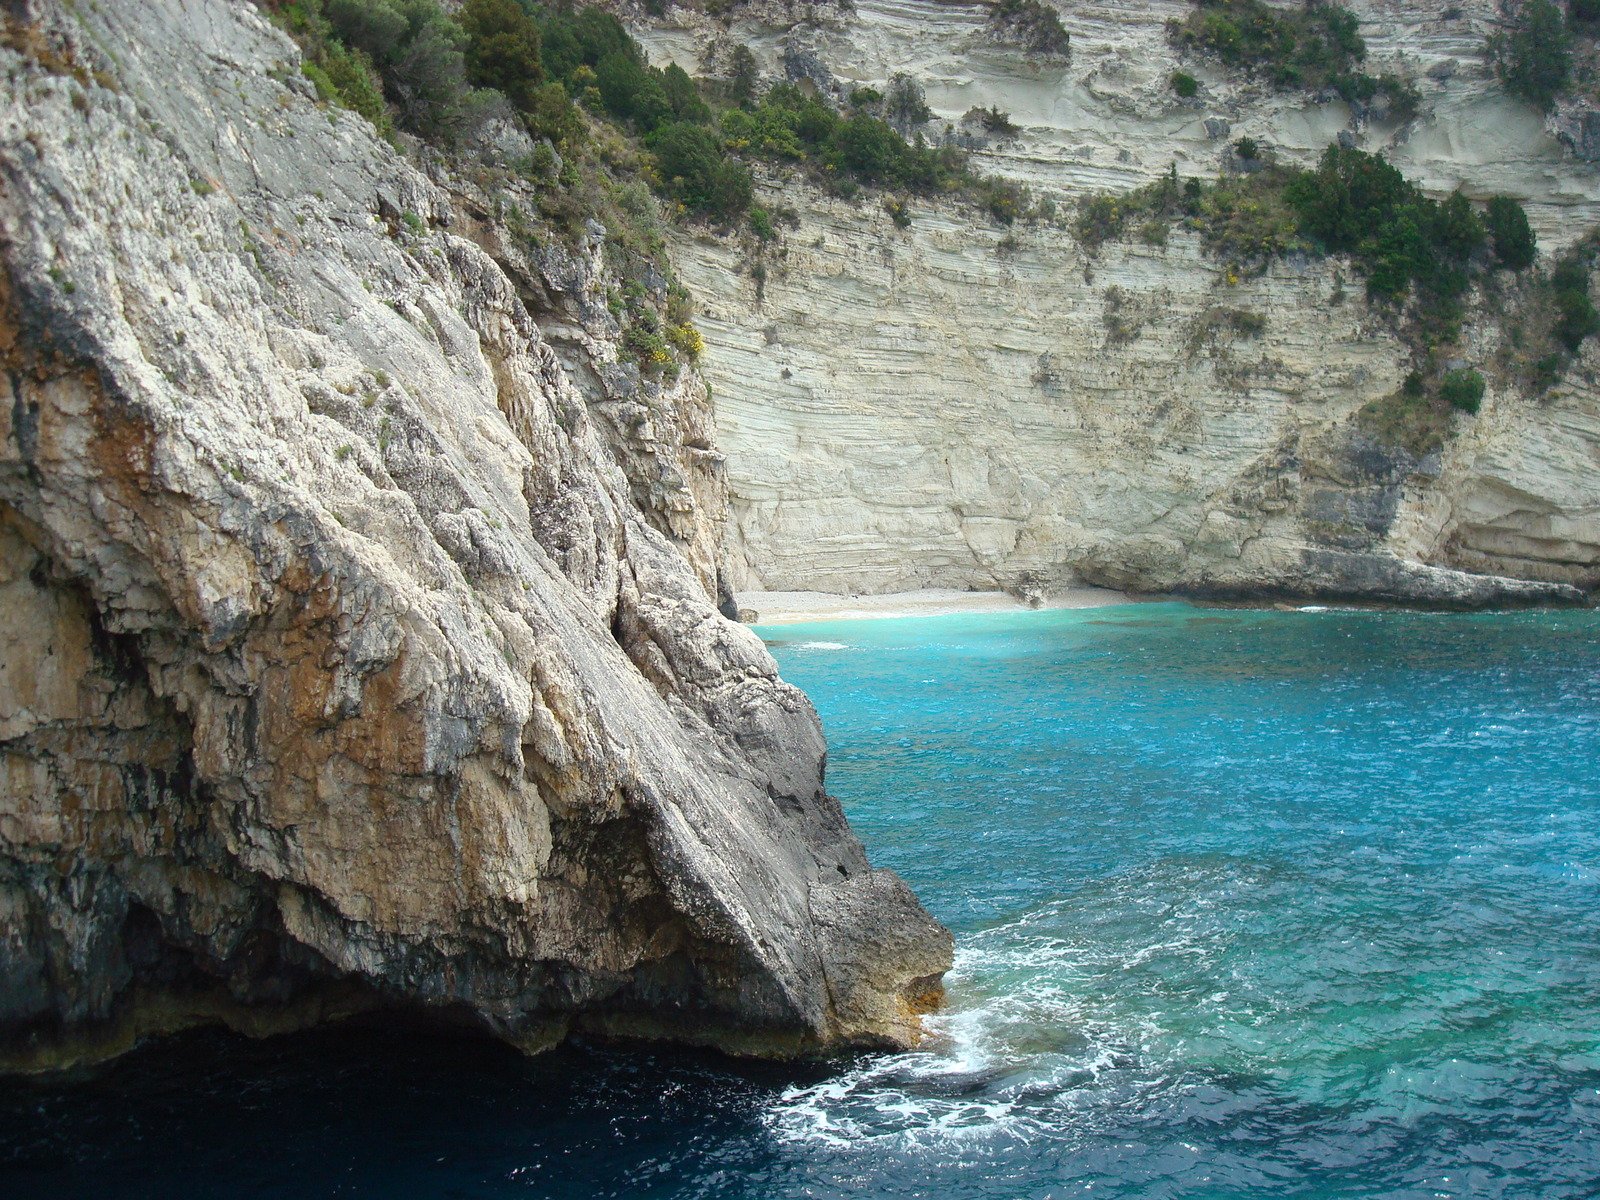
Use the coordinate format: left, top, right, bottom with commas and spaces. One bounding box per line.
634, 0, 1600, 604
0, 0, 949, 1072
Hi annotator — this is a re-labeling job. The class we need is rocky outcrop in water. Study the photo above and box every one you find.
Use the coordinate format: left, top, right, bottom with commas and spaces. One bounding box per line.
0, 0, 949, 1072
633, 0, 1599, 606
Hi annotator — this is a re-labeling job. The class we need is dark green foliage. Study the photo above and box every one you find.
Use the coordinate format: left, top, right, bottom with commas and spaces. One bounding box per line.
884, 73, 932, 129
829, 114, 910, 181
1440, 367, 1485, 413
1402, 369, 1425, 397
720, 83, 970, 201
989, 0, 1071, 56
1083, 145, 1497, 317
535, 5, 632, 80
646, 122, 751, 219
312, 0, 485, 144
1486, 195, 1537, 269
1286, 146, 1479, 309
967, 105, 1020, 137
1553, 257, 1600, 350
1555, 288, 1600, 349
1176, 0, 1415, 116
1433, 191, 1486, 259
1233, 136, 1259, 160
458, 0, 543, 113
1171, 70, 1200, 97
309, 42, 394, 138
723, 45, 759, 105
324, 0, 409, 62
596, 50, 671, 128
660, 64, 712, 125
1489, 0, 1572, 110
1573, 0, 1600, 24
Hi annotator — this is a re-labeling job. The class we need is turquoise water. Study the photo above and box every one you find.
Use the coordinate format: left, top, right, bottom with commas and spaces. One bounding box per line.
5, 603, 1600, 1197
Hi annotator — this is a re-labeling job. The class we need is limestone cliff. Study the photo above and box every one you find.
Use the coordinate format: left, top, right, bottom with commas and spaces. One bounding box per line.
0, 0, 949, 1071
634, 0, 1600, 605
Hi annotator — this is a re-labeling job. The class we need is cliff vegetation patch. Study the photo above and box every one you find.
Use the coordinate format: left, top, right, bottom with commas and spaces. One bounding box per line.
1173, 0, 1418, 121
1489, 0, 1573, 110
263, 0, 740, 374
1072, 145, 1597, 443
987, 0, 1071, 59
719, 79, 1030, 224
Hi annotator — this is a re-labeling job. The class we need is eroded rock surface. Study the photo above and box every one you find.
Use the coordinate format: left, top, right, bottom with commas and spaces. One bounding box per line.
635, 0, 1600, 605
0, 0, 949, 1071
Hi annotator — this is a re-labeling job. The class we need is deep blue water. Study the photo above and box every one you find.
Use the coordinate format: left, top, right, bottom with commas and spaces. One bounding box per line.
5, 602, 1600, 1198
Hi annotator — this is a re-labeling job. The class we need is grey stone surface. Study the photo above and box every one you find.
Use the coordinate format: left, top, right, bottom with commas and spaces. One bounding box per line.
0, 0, 949, 1071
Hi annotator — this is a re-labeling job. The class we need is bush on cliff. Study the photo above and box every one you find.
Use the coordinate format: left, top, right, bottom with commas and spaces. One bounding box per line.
1173, 0, 1415, 117
1488, 0, 1572, 111
458, 0, 545, 113
1486, 196, 1537, 270
989, 0, 1071, 57
1285, 146, 1482, 304
1440, 367, 1486, 414
1552, 258, 1600, 351
647, 122, 752, 219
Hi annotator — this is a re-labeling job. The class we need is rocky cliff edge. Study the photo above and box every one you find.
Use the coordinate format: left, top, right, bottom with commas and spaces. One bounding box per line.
0, 0, 949, 1072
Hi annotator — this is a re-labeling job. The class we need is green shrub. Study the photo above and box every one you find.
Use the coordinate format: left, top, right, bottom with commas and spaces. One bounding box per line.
1440, 367, 1485, 413
1197, 168, 1301, 267
989, 0, 1071, 57
1171, 70, 1199, 97
1233, 136, 1259, 161
967, 105, 1020, 137
884, 72, 932, 129
1486, 195, 1537, 270
1175, 0, 1414, 116
1555, 285, 1600, 350
647, 121, 752, 220
1489, 0, 1571, 110
718, 83, 971, 200
324, 0, 410, 65
623, 322, 674, 368
458, 0, 544, 113
1285, 146, 1477, 306
319, 43, 392, 136
976, 176, 1030, 224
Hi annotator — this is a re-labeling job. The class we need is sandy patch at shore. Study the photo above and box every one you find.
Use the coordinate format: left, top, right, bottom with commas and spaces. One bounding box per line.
738, 587, 1140, 624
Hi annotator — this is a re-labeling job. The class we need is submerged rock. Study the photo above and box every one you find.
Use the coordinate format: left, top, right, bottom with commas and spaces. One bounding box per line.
0, 0, 950, 1071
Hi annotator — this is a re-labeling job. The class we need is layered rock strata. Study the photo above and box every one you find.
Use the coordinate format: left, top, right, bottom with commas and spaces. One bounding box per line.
635, 0, 1600, 604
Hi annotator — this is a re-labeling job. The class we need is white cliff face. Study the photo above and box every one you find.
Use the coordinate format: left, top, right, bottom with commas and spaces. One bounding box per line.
0, 0, 949, 1070
633, 0, 1600, 601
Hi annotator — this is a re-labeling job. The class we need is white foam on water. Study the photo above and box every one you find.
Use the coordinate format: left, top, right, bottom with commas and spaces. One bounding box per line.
796, 640, 851, 651
764, 920, 1172, 1152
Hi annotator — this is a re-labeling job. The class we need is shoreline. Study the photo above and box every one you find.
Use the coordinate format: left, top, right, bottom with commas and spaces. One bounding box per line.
737, 586, 1141, 624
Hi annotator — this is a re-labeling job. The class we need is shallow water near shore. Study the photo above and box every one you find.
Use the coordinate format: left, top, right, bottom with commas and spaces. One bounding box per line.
6, 602, 1600, 1198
